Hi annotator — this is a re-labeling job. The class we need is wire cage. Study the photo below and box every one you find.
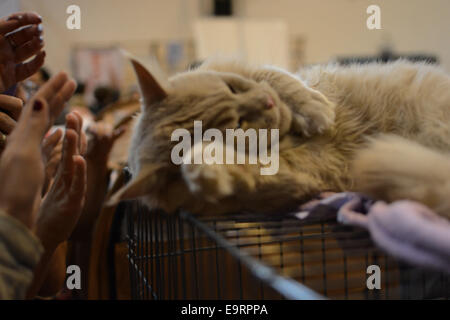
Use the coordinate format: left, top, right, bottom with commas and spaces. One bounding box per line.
123, 199, 450, 300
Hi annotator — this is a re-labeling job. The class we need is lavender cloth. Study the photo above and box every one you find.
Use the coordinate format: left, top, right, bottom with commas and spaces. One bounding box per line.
295, 192, 450, 273
338, 199, 450, 273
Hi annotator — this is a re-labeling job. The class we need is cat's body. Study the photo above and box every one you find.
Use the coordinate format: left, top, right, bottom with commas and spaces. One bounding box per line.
111, 57, 450, 218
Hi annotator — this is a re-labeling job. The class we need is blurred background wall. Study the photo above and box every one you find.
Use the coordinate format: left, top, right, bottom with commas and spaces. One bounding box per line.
2, 0, 448, 101
238, 0, 450, 69
0, 0, 19, 13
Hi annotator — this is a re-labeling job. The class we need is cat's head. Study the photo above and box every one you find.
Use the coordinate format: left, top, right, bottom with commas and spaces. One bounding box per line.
108, 56, 292, 208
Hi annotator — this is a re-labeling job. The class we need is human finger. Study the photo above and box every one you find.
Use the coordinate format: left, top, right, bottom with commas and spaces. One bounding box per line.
14, 50, 46, 82
42, 128, 63, 158
11, 98, 50, 146
79, 130, 87, 155
0, 112, 16, 134
13, 35, 44, 63
0, 20, 21, 35
34, 71, 67, 101
6, 23, 42, 48
65, 113, 81, 153
59, 128, 78, 185
33, 71, 76, 123
0, 94, 23, 120
68, 155, 87, 202
47, 79, 76, 121
369, 201, 389, 215
71, 111, 85, 153
65, 112, 80, 133
337, 199, 369, 228
0, 12, 42, 35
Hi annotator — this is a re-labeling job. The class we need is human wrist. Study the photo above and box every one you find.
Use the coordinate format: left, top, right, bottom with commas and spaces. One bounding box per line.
86, 153, 110, 166
33, 223, 59, 252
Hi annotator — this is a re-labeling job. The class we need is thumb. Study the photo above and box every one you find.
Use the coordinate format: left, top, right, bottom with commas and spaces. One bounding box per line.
20, 98, 50, 144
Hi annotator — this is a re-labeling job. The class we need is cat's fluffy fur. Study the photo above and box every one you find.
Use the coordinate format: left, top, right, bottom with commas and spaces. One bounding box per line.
110, 57, 450, 218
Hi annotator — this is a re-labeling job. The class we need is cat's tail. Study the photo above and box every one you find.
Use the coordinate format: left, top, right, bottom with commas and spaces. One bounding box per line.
351, 135, 450, 218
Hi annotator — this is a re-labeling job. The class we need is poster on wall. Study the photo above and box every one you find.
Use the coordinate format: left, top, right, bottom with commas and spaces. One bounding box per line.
72, 47, 124, 107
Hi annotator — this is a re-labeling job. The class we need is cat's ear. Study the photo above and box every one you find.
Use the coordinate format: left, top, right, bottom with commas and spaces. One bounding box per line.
106, 164, 163, 206
122, 50, 169, 105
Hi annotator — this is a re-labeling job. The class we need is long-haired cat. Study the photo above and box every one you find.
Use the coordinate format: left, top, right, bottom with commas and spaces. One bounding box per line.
109, 56, 450, 218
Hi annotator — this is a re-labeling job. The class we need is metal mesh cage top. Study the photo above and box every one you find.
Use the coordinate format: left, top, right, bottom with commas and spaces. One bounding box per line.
124, 200, 450, 300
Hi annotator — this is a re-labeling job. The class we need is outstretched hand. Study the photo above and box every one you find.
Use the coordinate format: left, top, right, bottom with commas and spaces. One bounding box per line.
69, 121, 125, 241
36, 113, 87, 250
0, 12, 45, 93
86, 121, 125, 164
40, 112, 87, 195
0, 72, 76, 229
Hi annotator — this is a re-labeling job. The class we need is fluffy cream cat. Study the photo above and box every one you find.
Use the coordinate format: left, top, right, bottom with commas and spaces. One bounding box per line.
109, 56, 450, 218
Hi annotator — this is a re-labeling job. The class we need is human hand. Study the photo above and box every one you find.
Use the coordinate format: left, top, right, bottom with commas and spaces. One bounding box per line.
66, 111, 87, 156
36, 113, 87, 250
86, 121, 125, 165
68, 121, 124, 241
41, 111, 87, 194
0, 12, 45, 93
0, 72, 76, 229
41, 128, 63, 194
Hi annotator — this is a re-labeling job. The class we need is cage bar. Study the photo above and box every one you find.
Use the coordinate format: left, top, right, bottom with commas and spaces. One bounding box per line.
124, 200, 450, 300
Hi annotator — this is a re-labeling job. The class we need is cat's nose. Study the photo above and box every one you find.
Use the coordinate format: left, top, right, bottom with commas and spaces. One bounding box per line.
266, 95, 275, 109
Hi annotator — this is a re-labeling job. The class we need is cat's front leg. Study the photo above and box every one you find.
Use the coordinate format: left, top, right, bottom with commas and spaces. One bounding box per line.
287, 87, 336, 137
254, 67, 335, 137
179, 142, 257, 202
181, 158, 327, 214
181, 162, 256, 202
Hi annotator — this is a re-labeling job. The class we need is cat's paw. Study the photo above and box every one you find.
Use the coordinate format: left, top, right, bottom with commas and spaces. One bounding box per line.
181, 162, 234, 202
290, 90, 335, 137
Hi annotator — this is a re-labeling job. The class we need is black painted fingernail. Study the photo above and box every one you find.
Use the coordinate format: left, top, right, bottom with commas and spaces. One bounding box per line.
33, 100, 43, 112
